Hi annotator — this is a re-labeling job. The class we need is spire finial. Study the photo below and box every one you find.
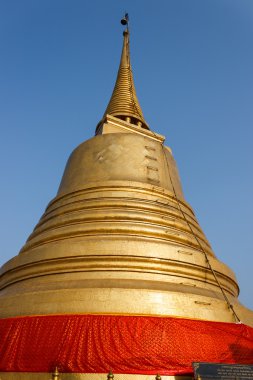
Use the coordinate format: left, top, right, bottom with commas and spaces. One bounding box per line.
120, 12, 129, 28
98, 13, 149, 131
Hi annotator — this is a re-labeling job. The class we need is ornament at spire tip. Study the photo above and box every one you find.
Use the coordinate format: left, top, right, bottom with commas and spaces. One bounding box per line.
120, 13, 129, 26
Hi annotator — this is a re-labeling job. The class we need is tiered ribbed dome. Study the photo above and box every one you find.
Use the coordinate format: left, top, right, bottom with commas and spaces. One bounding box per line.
0, 116, 252, 324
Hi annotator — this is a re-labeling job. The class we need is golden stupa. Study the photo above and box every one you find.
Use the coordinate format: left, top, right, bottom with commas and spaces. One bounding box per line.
0, 15, 252, 380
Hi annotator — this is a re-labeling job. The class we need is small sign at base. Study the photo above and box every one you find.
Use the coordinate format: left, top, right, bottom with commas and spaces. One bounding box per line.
193, 362, 253, 379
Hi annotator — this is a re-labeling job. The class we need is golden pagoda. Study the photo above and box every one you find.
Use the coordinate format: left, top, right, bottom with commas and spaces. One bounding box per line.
0, 15, 253, 380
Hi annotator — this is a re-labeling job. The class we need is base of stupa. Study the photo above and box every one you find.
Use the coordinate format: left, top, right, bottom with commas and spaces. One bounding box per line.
0, 374, 192, 380
1, 314, 253, 378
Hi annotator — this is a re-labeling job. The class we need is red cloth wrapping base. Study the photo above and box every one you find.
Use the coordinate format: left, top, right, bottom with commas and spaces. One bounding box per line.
0, 314, 253, 375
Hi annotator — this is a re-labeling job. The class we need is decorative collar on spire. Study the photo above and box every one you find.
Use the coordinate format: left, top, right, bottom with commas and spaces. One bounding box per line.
101, 15, 149, 130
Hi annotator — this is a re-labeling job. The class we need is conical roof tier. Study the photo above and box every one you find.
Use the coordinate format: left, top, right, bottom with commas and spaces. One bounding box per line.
98, 28, 149, 130
0, 17, 253, 380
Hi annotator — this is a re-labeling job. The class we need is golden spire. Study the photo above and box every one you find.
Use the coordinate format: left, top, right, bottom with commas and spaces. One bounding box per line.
102, 14, 149, 130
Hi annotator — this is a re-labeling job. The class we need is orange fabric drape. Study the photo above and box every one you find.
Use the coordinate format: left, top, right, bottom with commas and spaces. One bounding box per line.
0, 314, 253, 375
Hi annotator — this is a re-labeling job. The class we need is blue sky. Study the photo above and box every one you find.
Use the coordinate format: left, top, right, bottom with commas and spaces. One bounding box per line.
0, 0, 252, 310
